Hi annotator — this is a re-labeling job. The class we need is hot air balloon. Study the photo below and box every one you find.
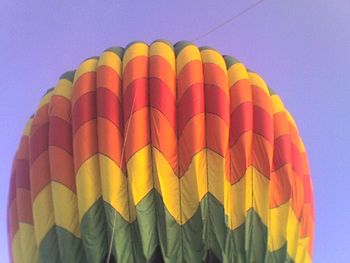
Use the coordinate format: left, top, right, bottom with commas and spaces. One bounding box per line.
7, 40, 314, 263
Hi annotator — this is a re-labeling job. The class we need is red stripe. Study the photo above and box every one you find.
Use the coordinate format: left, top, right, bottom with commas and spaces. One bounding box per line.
97, 87, 123, 130
272, 134, 292, 171
149, 77, 176, 129
177, 83, 204, 135
29, 122, 49, 164
49, 116, 73, 154
123, 78, 148, 123
72, 91, 97, 134
15, 159, 30, 189
8, 170, 16, 204
205, 85, 230, 125
253, 106, 273, 144
229, 102, 253, 146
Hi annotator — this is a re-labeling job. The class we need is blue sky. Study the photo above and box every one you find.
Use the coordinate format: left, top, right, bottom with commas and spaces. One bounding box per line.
1, 0, 349, 261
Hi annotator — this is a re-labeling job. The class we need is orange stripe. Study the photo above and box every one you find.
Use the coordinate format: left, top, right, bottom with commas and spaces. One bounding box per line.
251, 134, 273, 178
202, 63, 227, 94
123, 56, 148, 91
177, 60, 203, 100
228, 132, 252, 184
72, 72, 96, 106
206, 114, 228, 157
73, 120, 98, 172
124, 108, 150, 161
97, 117, 123, 167
229, 79, 252, 112
97, 65, 122, 98
150, 108, 177, 173
178, 114, 206, 176
149, 56, 176, 96
30, 151, 50, 199
49, 96, 71, 122
49, 147, 76, 192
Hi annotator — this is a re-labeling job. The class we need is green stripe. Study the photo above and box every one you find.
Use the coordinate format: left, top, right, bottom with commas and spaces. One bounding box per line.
39, 227, 60, 263
80, 198, 108, 263
56, 226, 86, 263
223, 55, 241, 69
59, 70, 76, 82
39, 195, 299, 262
104, 190, 158, 263
245, 208, 268, 263
104, 47, 124, 58
155, 190, 205, 263
174, 41, 195, 56
201, 193, 226, 262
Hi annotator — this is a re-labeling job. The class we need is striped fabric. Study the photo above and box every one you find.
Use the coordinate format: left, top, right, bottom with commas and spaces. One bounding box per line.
7, 40, 314, 263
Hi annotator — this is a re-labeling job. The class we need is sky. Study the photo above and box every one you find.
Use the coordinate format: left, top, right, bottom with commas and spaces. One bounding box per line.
0, 0, 349, 261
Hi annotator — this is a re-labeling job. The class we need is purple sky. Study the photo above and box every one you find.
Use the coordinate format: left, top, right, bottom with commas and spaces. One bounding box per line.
1, 0, 349, 261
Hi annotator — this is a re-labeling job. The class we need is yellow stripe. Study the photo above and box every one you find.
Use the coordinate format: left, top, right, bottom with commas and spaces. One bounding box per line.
12, 231, 24, 263
224, 166, 269, 230
200, 49, 227, 76
248, 72, 269, 94
53, 79, 73, 100
73, 58, 98, 84
180, 150, 206, 224
23, 118, 33, 136
37, 90, 54, 109
18, 223, 38, 263
99, 154, 130, 222
270, 94, 285, 114
207, 149, 225, 204
32, 184, 55, 245
295, 237, 312, 263
224, 173, 246, 230
152, 147, 181, 224
123, 42, 148, 72
98, 51, 122, 77
268, 202, 289, 252
126, 145, 154, 206
227, 63, 249, 87
150, 41, 176, 72
51, 182, 81, 237
286, 206, 300, 260
247, 166, 270, 225
176, 44, 201, 75
75, 155, 101, 222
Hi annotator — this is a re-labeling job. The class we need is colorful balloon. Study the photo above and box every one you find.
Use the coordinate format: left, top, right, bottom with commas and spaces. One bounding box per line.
7, 40, 314, 263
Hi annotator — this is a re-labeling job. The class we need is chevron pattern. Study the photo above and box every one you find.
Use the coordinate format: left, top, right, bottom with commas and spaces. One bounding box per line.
7, 40, 314, 263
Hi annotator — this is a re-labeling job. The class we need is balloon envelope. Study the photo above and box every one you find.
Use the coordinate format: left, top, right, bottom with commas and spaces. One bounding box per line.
7, 40, 314, 263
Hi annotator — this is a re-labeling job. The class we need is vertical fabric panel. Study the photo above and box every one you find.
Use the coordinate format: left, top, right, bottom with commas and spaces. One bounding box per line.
123, 42, 159, 262
224, 56, 253, 262
200, 47, 229, 261
48, 72, 86, 262
149, 40, 181, 261
96, 47, 133, 262
8, 162, 23, 263
15, 118, 38, 263
72, 58, 108, 262
175, 41, 205, 262
30, 90, 61, 263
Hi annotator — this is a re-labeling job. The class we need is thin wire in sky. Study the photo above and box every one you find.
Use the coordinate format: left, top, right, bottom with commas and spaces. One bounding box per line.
192, 0, 268, 42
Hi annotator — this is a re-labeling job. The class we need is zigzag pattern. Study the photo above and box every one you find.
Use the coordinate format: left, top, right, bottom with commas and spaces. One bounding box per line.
7, 40, 314, 263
